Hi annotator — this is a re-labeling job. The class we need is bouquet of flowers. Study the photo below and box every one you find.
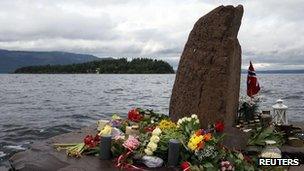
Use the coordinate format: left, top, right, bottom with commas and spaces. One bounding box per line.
54, 108, 257, 170
238, 95, 261, 123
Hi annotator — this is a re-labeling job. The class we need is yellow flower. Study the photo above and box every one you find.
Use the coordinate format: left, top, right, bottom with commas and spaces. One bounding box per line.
147, 142, 157, 151
144, 148, 153, 155
187, 134, 204, 151
158, 119, 177, 130
150, 135, 160, 143
152, 127, 162, 135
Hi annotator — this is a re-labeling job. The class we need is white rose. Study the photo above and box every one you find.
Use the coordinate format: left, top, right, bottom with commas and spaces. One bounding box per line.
147, 142, 157, 151
177, 119, 182, 125
150, 135, 160, 143
186, 117, 191, 122
144, 148, 153, 155
152, 127, 162, 135
191, 114, 198, 119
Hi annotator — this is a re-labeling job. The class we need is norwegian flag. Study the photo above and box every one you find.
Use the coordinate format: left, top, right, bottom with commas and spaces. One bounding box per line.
247, 61, 260, 97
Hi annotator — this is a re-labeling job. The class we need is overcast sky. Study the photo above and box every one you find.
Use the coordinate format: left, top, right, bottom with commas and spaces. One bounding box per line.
0, 0, 303, 70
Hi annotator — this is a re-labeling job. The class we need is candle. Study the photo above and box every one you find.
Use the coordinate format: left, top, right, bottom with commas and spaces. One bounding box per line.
100, 135, 112, 160
167, 139, 180, 167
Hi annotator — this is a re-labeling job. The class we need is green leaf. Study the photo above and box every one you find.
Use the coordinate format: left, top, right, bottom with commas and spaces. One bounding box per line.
203, 162, 214, 168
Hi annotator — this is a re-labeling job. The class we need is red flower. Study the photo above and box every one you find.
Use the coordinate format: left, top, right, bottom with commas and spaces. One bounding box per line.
215, 121, 224, 132
144, 125, 156, 132
94, 134, 100, 142
84, 134, 100, 148
127, 108, 143, 122
181, 161, 191, 171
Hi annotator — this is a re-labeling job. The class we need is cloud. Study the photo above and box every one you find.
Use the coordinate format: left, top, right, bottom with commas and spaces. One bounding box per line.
0, 0, 303, 70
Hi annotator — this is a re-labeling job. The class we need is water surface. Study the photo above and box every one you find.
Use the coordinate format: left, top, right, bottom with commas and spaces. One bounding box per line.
0, 74, 303, 164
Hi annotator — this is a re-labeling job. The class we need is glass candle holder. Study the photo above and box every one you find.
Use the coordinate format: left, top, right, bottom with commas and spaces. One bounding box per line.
100, 135, 112, 160
260, 140, 281, 158
167, 139, 180, 167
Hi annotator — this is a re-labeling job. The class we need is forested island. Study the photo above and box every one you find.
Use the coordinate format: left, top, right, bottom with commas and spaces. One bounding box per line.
14, 58, 175, 74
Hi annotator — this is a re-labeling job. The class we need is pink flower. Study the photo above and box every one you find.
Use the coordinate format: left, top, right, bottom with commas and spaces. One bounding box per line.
220, 161, 234, 171
123, 136, 140, 151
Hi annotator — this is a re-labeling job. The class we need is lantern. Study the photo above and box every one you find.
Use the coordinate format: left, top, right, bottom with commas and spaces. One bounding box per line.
272, 99, 288, 125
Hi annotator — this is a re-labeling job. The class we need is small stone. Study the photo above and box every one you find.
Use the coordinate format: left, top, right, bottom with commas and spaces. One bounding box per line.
141, 156, 163, 168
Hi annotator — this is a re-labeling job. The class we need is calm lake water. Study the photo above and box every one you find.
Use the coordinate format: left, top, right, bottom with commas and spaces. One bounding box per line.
0, 74, 303, 164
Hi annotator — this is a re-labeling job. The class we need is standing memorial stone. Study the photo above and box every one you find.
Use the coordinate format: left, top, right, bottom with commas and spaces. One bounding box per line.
170, 5, 244, 128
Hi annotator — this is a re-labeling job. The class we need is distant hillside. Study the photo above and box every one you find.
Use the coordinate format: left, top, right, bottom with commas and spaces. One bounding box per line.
14, 58, 175, 74
241, 69, 304, 74
0, 49, 100, 73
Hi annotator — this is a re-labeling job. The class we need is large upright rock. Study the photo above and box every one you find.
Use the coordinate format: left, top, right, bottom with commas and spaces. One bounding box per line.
169, 5, 243, 128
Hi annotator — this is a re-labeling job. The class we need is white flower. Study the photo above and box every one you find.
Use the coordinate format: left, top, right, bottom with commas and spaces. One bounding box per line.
195, 119, 199, 124
144, 148, 153, 155
151, 120, 155, 124
147, 142, 157, 151
177, 119, 182, 125
191, 114, 198, 119
238, 153, 244, 160
152, 127, 162, 135
186, 117, 191, 122
150, 135, 160, 143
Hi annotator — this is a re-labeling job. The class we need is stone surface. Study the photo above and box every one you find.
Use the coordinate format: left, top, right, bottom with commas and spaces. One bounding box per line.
169, 5, 244, 128
222, 127, 250, 150
9, 125, 177, 171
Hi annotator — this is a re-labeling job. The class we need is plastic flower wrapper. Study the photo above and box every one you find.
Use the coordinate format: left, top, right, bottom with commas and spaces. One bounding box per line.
98, 124, 112, 136
110, 114, 123, 128
97, 119, 110, 131
238, 95, 261, 123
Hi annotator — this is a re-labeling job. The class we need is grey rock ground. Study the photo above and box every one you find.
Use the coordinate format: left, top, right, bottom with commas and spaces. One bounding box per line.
9, 125, 177, 171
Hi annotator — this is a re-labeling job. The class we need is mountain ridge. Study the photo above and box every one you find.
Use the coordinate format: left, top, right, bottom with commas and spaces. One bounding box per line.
0, 49, 101, 73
